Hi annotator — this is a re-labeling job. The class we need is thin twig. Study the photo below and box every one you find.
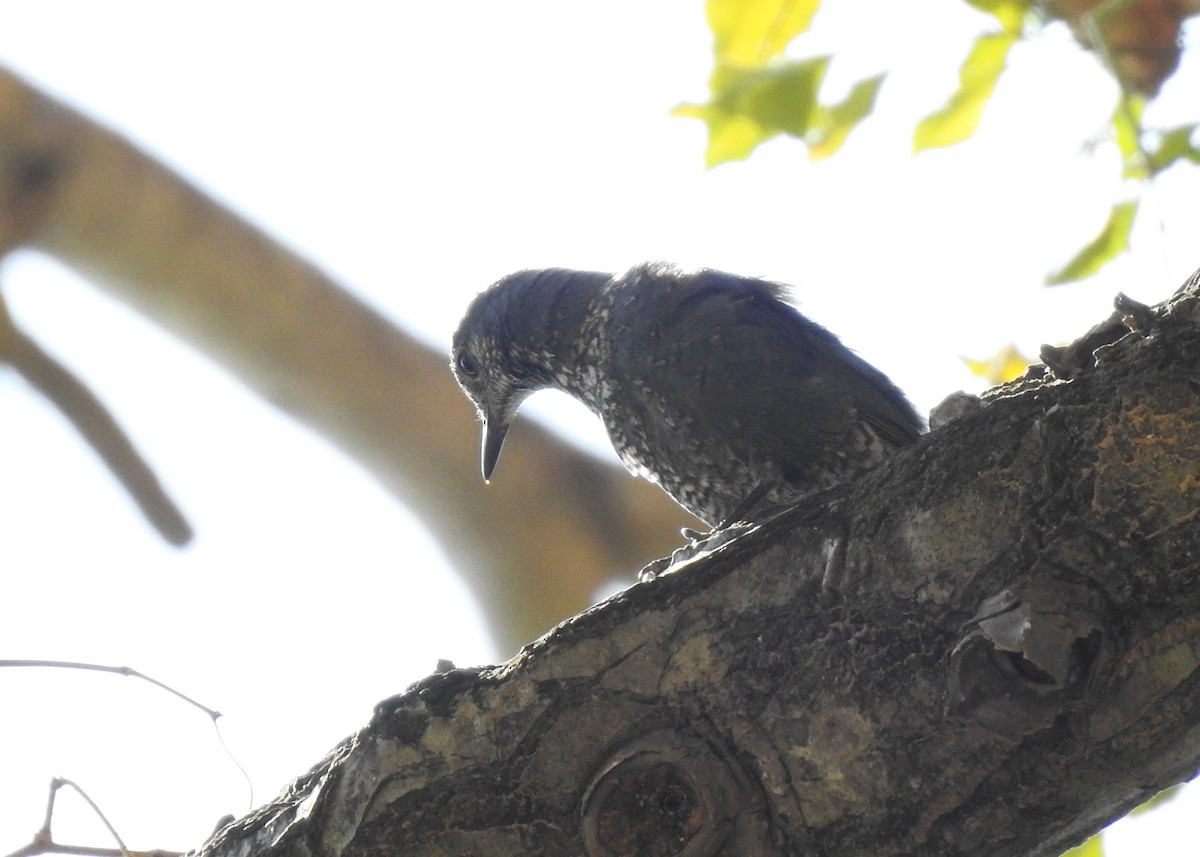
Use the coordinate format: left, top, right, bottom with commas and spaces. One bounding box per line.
0, 778, 185, 857
50, 780, 130, 857
1, 660, 255, 809
0, 660, 220, 720
6, 845, 182, 857
5, 779, 183, 857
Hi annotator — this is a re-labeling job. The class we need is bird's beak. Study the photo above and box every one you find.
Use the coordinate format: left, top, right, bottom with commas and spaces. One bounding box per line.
480, 405, 512, 482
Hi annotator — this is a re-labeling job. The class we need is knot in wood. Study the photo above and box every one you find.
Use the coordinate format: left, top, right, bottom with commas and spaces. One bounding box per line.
581, 731, 745, 857
947, 585, 1108, 740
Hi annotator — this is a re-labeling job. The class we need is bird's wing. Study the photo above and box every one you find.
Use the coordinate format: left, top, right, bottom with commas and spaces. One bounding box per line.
607, 268, 921, 470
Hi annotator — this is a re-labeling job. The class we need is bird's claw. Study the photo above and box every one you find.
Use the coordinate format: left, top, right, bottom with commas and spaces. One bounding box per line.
639, 521, 757, 582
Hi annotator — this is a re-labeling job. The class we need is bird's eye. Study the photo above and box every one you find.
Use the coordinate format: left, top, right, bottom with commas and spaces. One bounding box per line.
456, 352, 479, 377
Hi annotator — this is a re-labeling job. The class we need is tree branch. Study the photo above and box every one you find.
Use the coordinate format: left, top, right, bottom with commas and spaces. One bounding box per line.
189, 272, 1200, 857
0, 295, 193, 544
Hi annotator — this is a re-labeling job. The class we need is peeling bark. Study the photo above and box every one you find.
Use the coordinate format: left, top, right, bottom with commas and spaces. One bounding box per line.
193, 277, 1200, 856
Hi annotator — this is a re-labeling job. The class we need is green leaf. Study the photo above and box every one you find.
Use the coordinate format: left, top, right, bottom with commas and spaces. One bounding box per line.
962, 343, 1035, 384
1060, 832, 1105, 857
722, 58, 828, 136
1046, 200, 1138, 285
1112, 92, 1148, 179
674, 56, 830, 166
807, 73, 886, 160
1148, 123, 1200, 174
672, 105, 782, 166
962, 0, 1033, 32
913, 30, 1019, 152
1112, 92, 1144, 160
707, 0, 822, 64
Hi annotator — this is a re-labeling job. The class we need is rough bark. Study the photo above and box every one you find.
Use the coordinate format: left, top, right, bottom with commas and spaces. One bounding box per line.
192, 275, 1200, 857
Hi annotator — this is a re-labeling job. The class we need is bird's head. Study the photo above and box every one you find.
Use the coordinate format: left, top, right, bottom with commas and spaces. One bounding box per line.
451, 268, 610, 481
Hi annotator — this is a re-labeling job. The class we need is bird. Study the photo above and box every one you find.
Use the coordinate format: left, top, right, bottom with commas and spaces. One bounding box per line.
450, 262, 924, 528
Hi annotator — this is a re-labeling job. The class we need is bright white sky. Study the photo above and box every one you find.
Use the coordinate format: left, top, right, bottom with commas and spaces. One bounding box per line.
1, 2, 1198, 855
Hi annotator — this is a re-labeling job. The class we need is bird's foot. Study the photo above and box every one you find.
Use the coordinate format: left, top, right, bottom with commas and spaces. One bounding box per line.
637, 521, 756, 582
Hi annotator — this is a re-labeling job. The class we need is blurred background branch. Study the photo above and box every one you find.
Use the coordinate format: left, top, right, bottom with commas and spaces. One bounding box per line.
0, 66, 690, 653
